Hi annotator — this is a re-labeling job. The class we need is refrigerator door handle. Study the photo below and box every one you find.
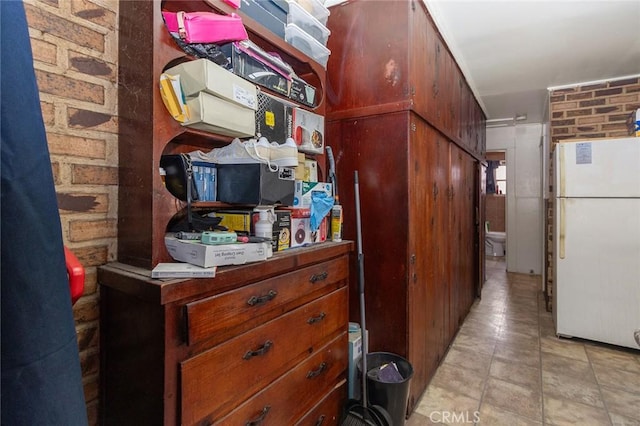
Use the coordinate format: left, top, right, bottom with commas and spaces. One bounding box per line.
559, 198, 566, 259
559, 145, 566, 198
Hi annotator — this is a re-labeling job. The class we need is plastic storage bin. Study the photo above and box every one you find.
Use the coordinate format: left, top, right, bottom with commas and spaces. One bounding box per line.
287, 1, 330, 45
285, 23, 331, 68
288, 0, 329, 25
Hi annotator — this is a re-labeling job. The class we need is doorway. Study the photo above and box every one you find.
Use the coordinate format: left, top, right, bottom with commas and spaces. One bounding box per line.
485, 151, 507, 265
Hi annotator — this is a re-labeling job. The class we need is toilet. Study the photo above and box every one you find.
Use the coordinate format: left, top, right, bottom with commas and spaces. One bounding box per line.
485, 223, 506, 257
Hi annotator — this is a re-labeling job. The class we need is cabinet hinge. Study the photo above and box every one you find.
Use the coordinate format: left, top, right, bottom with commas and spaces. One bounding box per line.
411, 122, 417, 132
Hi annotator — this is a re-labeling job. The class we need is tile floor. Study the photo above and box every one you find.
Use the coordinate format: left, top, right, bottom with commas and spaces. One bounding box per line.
406, 257, 640, 426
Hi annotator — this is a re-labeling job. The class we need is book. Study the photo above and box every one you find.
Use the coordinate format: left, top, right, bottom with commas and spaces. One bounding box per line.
151, 262, 216, 279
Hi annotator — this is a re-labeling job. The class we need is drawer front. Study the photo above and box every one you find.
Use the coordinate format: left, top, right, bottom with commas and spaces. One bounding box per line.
216, 333, 348, 426
185, 256, 348, 347
295, 380, 347, 426
181, 287, 348, 425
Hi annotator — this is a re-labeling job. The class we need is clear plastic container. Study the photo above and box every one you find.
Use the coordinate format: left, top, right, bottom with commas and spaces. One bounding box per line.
287, 1, 330, 46
285, 23, 331, 68
288, 0, 330, 25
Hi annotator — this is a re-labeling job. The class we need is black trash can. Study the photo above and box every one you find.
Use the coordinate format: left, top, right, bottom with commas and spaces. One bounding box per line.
360, 352, 414, 426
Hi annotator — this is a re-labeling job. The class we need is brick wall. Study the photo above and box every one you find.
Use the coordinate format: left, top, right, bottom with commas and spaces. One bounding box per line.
549, 77, 639, 141
545, 76, 639, 310
25, 0, 119, 423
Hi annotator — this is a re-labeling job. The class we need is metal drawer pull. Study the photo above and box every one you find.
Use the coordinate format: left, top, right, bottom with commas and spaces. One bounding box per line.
314, 415, 326, 426
306, 362, 327, 379
247, 290, 277, 306
307, 312, 326, 324
243, 340, 273, 360
245, 405, 270, 426
309, 271, 328, 283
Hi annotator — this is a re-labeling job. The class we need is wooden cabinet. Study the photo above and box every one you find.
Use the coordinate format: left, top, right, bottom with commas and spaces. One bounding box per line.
325, 0, 486, 417
103, 1, 349, 424
117, 0, 327, 269
325, 0, 485, 160
99, 241, 352, 425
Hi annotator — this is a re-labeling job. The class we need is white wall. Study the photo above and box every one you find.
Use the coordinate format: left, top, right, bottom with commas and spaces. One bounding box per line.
486, 124, 543, 275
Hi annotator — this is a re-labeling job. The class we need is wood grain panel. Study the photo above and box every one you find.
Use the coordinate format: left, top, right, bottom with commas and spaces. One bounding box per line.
216, 334, 348, 426
185, 256, 348, 347
180, 288, 348, 424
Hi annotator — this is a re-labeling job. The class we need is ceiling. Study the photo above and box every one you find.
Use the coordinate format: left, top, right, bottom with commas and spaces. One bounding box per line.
425, 0, 640, 125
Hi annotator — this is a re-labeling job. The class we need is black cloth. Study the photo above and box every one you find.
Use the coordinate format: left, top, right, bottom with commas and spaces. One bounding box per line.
1, 1, 88, 424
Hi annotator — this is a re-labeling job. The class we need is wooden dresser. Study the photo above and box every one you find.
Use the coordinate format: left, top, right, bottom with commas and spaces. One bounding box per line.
99, 241, 351, 425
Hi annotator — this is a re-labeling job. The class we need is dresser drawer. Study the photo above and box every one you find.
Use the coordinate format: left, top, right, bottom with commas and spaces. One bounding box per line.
216, 333, 348, 426
295, 380, 347, 426
181, 287, 348, 425
296, 380, 347, 426
185, 256, 348, 347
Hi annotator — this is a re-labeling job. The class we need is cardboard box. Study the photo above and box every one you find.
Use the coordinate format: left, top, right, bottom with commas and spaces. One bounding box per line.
304, 159, 318, 182
165, 59, 257, 110
213, 210, 254, 233
289, 76, 317, 108
183, 91, 255, 137
218, 40, 318, 108
293, 181, 332, 208
292, 107, 325, 154
295, 153, 306, 180
219, 42, 290, 98
165, 235, 270, 267
192, 161, 216, 202
256, 91, 294, 144
216, 163, 295, 205
288, 208, 327, 247
273, 210, 291, 251
240, 0, 286, 38
348, 329, 362, 399
248, 209, 291, 251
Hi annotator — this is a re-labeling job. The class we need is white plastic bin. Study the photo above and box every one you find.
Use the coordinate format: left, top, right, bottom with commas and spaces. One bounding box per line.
285, 23, 331, 68
287, 1, 331, 45
288, 0, 329, 25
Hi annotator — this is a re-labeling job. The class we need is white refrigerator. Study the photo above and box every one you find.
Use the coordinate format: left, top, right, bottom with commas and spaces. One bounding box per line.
553, 137, 640, 349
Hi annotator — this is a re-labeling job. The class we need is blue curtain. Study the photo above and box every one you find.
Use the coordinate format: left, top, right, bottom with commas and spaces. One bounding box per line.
486, 160, 499, 194
1, 1, 88, 424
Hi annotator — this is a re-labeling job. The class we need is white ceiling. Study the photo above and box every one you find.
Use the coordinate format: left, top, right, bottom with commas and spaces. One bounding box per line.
425, 0, 640, 125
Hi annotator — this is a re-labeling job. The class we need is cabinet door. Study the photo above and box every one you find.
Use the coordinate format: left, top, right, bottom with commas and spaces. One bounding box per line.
325, 0, 411, 117
407, 117, 444, 413
433, 133, 450, 361
448, 144, 463, 341
408, 1, 438, 125
326, 113, 410, 355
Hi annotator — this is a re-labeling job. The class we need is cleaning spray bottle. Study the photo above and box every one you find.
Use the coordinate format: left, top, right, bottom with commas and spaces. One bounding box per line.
326, 146, 343, 242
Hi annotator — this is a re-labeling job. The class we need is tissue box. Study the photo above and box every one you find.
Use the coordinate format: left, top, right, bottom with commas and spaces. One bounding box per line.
164, 235, 270, 267
292, 107, 324, 154
293, 181, 332, 208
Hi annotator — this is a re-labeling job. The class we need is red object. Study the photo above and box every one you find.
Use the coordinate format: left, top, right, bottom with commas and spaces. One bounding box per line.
64, 246, 84, 305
